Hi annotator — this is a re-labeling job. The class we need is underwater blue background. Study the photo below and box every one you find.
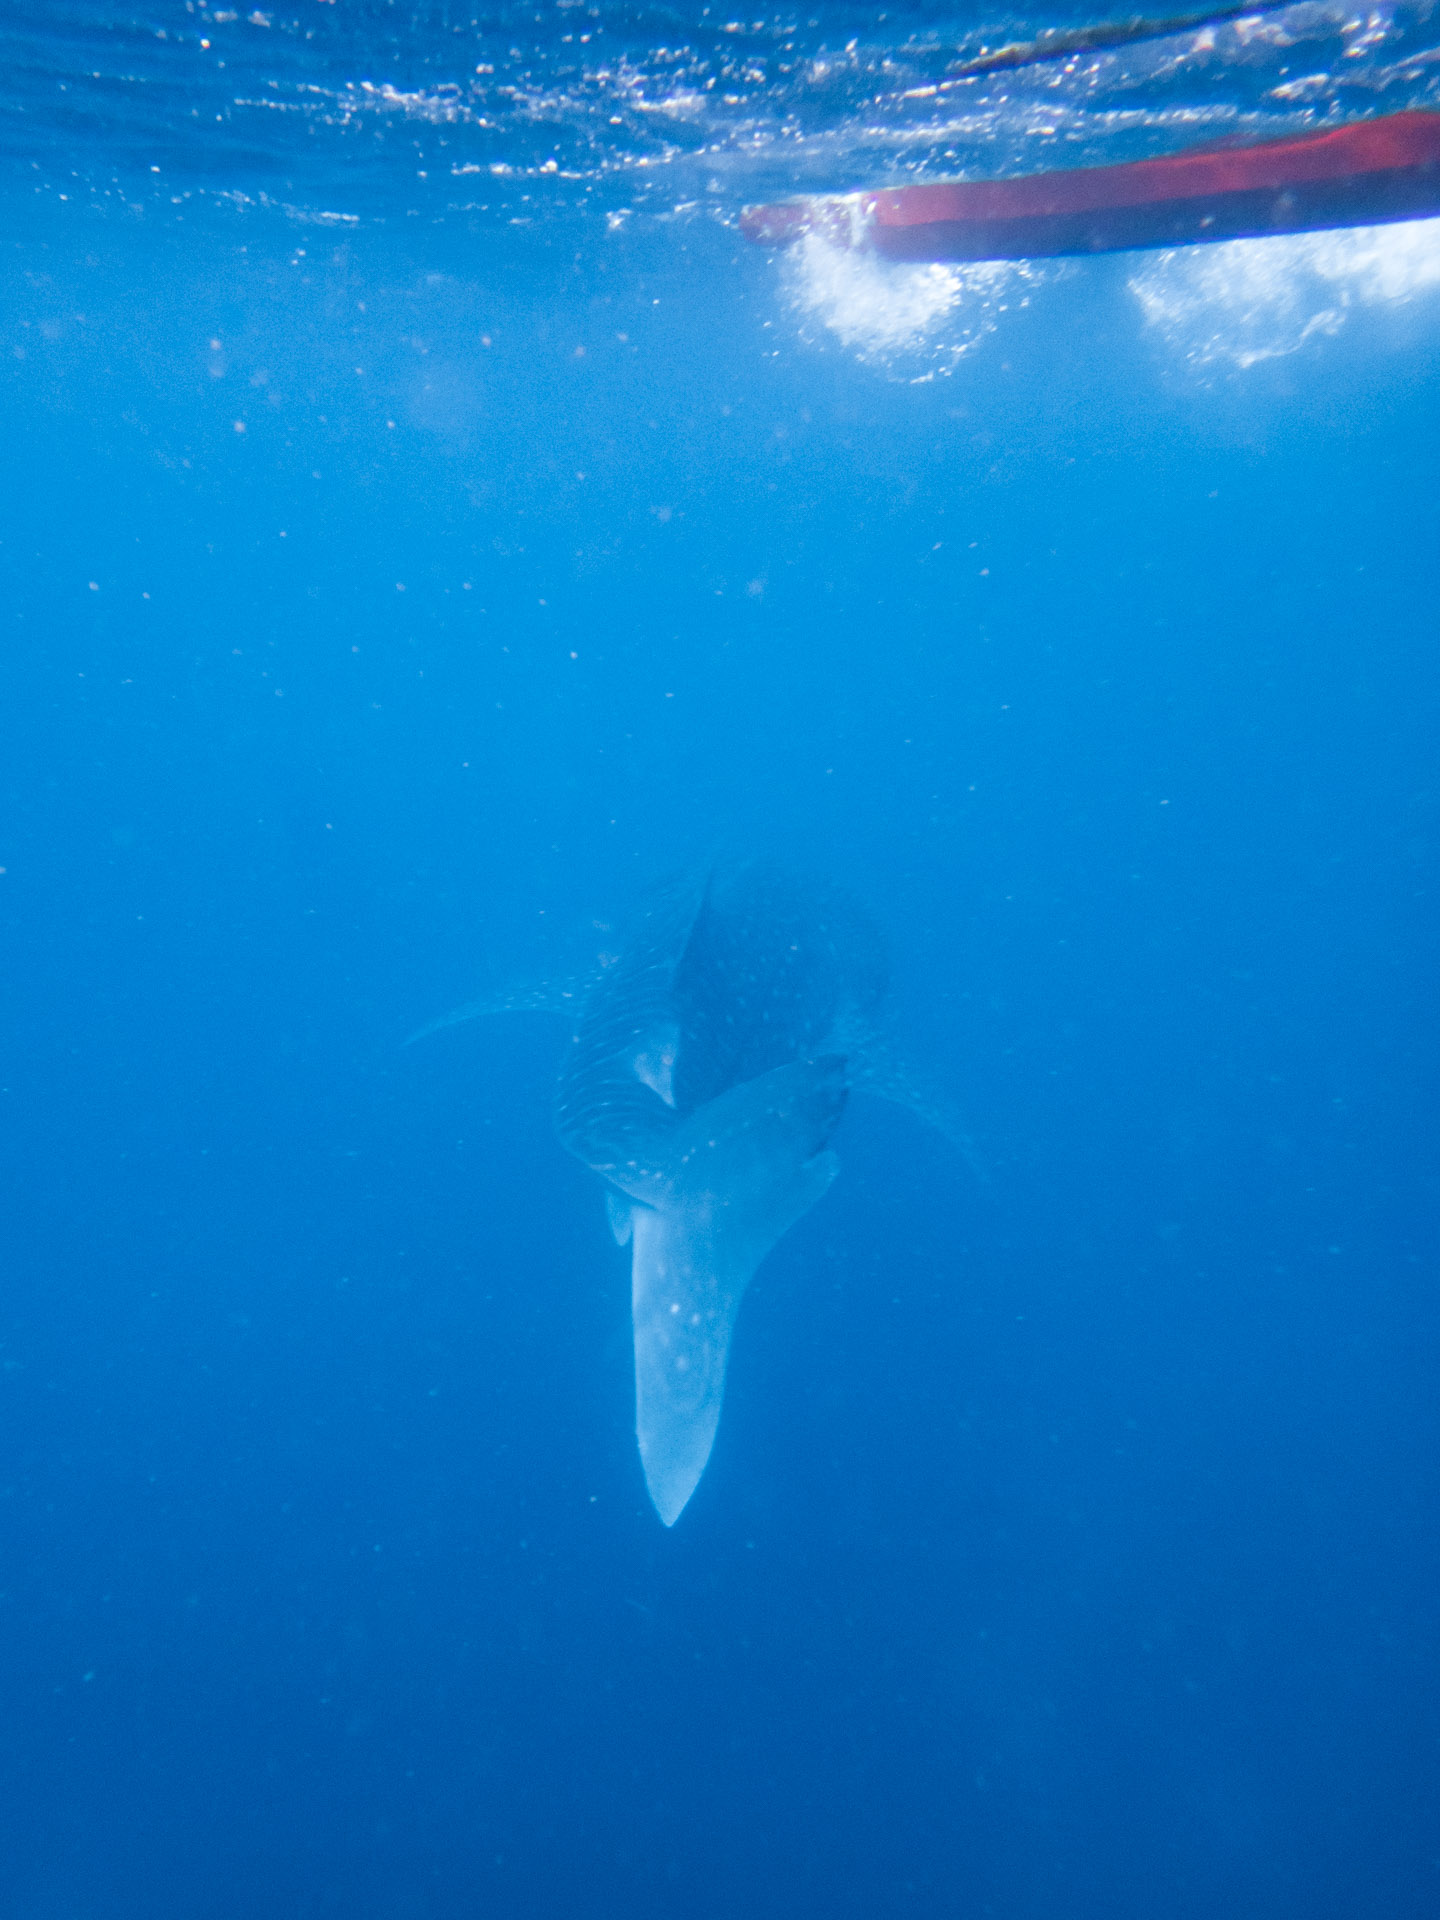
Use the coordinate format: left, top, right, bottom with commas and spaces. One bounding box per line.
1, 4, 1438, 1916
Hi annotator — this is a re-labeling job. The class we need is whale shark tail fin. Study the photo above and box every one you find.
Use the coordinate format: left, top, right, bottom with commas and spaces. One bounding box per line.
630, 1057, 846, 1525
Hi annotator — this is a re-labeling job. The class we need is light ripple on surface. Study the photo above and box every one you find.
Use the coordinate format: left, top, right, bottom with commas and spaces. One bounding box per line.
1, 1, 1438, 236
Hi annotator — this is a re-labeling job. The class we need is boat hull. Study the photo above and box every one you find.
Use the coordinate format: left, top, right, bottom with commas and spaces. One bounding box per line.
740, 111, 1440, 262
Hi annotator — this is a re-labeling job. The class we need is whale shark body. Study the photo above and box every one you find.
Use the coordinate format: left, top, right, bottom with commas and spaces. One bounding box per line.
421, 865, 946, 1524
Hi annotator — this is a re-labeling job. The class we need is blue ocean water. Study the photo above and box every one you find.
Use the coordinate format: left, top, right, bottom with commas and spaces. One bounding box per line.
1, 4, 1438, 1915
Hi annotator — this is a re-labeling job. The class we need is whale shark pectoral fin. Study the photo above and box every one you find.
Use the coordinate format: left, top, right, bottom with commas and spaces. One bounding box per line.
846, 1039, 986, 1183
404, 979, 583, 1046
630, 1058, 846, 1527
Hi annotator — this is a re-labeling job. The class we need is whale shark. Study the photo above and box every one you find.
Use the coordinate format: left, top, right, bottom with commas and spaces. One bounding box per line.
416, 863, 953, 1525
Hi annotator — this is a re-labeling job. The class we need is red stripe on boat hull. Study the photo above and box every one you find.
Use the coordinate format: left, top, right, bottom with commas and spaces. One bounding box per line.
741, 111, 1440, 262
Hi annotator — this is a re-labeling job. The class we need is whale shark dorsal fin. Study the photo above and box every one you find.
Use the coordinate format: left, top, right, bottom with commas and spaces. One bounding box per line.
605, 1188, 635, 1246
631, 1020, 680, 1107
630, 1056, 846, 1525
